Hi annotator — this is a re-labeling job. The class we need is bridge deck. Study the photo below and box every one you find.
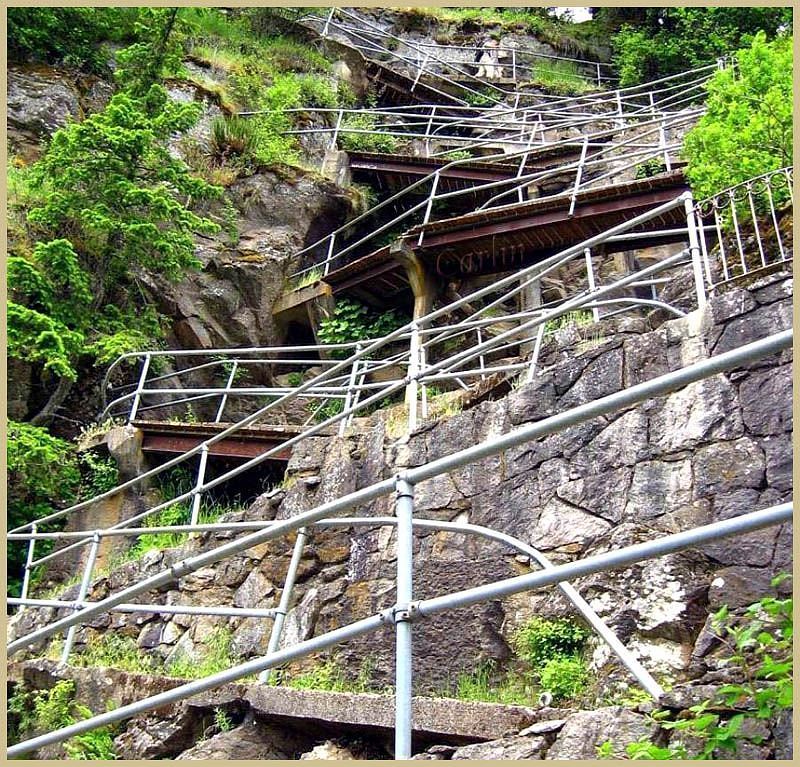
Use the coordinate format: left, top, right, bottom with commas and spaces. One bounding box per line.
320, 171, 689, 306
132, 420, 308, 461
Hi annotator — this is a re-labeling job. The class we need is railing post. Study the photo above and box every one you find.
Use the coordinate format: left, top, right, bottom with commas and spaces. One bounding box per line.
417, 172, 440, 247
411, 52, 430, 92
406, 323, 420, 433
18, 523, 37, 612
659, 120, 671, 171
60, 531, 101, 666
321, 6, 335, 37
423, 105, 436, 158
338, 345, 362, 438
324, 232, 336, 277
419, 345, 429, 421
596, 62, 601, 86
568, 137, 589, 217
477, 328, 486, 379
584, 248, 600, 323
684, 193, 707, 308
190, 444, 210, 527
511, 47, 517, 81
259, 527, 309, 684
129, 353, 151, 422
525, 322, 547, 383
394, 477, 415, 760
615, 89, 624, 128
329, 108, 344, 152
215, 360, 239, 423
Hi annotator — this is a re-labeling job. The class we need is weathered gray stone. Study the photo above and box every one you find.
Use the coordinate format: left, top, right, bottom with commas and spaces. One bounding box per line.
711, 301, 792, 356
233, 568, 274, 609
176, 721, 304, 760
556, 467, 631, 523
738, 366, 792, 435
773, 710, 793, 760
507, 377, 559, 425
7, 66, 81, 139
558, 347, 623, 409
451, 734, 548, 759
531, 498, 612, 552
650, 376, 743, 452
572, 410, 649, 471
299, 739, 358, 759
624, 460, 692, 519
762, 433, 793, 492
693, 438, 765, 498
707, 566, 777, 611
546, 707, 658, 759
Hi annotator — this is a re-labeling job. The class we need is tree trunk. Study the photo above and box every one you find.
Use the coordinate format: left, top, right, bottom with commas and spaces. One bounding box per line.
30, 376, 74, 426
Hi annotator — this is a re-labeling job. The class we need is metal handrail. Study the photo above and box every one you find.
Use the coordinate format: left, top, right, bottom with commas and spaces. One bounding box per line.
7, 330, 793, 757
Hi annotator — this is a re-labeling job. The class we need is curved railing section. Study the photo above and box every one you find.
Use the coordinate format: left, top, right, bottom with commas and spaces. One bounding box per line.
695, 167, 793, 291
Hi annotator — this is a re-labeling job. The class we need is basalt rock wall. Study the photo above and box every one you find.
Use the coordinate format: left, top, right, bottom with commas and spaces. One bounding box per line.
9, 270, 792, 703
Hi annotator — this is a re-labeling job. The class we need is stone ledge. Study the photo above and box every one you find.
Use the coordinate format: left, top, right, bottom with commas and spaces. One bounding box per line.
8, 659, 568, 744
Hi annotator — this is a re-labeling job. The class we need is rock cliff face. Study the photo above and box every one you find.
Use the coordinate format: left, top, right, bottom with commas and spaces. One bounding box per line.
10, 271, 792, 706
7, 63, 358, 427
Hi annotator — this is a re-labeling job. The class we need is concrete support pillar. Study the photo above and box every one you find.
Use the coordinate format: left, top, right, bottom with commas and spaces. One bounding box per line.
518, 274, 542, 356
390, 240, 439, 321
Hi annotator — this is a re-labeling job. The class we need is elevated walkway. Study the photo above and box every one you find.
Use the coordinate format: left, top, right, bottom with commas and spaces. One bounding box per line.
294, 171, 689, 310
132, 420, 305, 462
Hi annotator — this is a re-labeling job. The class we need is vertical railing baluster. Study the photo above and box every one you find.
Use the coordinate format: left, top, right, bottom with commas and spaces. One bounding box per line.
764, 179, 786, 261
729, 190, 747, 276
324, 232, 336, 277
684, 193, 707, 308
18, 523, 37, 613
406, 323, 420, 434
417, 172, 440, 247
129, 353, 151, 422
329, 109, 344, 151
394, 477, 414, 760
60, 531, 101, 666
525, 321, 547, 383
568, 138, 589, 217
339, 345, 362, 438
259, 527, 309, 684
190, 444, 210, 527
713, 205, 730, 283
746, 184, 767, 268
215, 360, 238, 423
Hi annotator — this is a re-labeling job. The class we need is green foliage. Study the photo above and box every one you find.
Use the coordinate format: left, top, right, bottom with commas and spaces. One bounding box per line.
615, 577, 792, 759
635, 157, 668, 179
317, 298, 408, 357
213, 707, 234, 734
513, 617, 591, 703
78, 451, 120, 498
338, 113, 401, 154
166, 627, 237, 679
9, 85, 220, 396
514, 617, 591, 668
683, 33, 793, 199
9, 680, 117, 759
75, 633, 158, 675
114, 8, 186, 95
539, 655, 590, 701
284, 656, 378, 693
7, 421, 81, 596
611, 8, 792, 86
210, 117, 256, 165
7, 7, 138, 71
453, 661, 533, 706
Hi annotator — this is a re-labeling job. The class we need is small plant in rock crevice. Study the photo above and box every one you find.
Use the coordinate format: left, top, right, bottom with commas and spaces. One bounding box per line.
598, 575, 793, 760
8, 679, 117, 759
